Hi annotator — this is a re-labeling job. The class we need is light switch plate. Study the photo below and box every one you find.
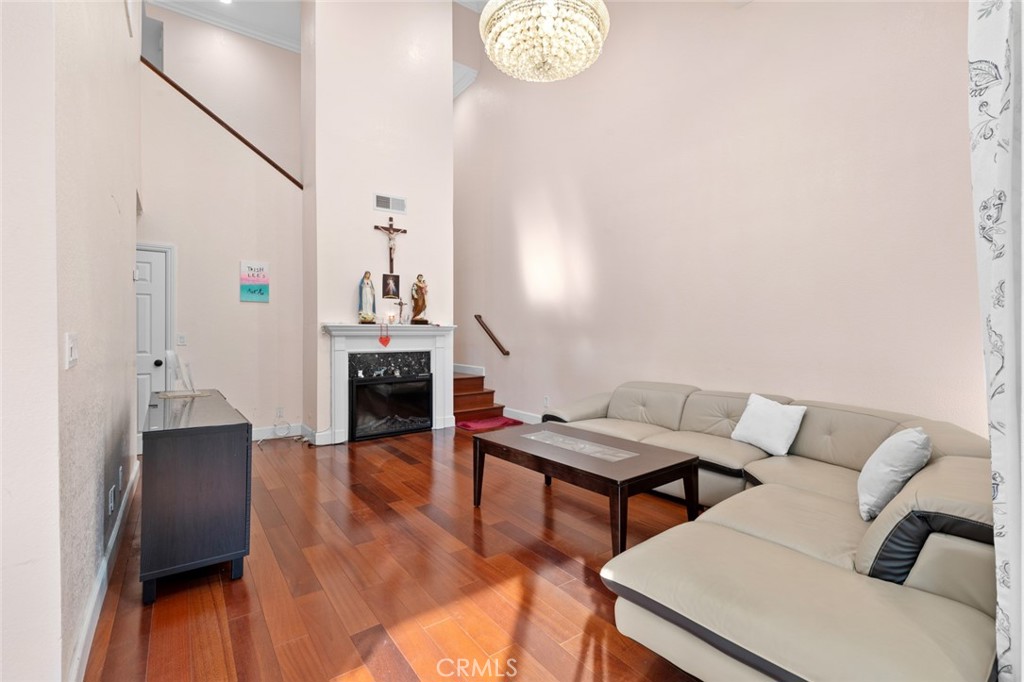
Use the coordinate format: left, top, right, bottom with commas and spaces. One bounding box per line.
65, 333, 79, 369
176, 334, 187, 346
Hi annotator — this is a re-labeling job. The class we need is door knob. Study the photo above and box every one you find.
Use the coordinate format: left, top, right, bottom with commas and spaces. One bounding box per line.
154, 359, 164, 367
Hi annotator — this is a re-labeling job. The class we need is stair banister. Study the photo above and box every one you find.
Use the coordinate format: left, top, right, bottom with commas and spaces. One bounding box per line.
474, 315, 510, 356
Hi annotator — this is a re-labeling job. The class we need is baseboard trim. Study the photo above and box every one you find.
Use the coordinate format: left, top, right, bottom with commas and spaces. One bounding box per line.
66, 461, 140, 682
301, 423, 335, 446
453, 363, 485, 376
504, 407, 542, 425
252, 423, 303, 441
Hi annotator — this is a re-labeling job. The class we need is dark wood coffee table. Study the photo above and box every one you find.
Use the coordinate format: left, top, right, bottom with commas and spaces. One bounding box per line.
472, 423, 699, 555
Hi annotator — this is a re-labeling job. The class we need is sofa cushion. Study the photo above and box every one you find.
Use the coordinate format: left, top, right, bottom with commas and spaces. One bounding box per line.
744, 455, 859, 503
857, 427, 932, 521
696, 484, 869, 569
641, 430, 767, 475
606, 381, 700, 431
568, 418, 671, 442
788, 401, 910, 471
601, 523, 996, 682
678, 390, 792, 438
855, 456, 994, 582
731, 394, 807, 456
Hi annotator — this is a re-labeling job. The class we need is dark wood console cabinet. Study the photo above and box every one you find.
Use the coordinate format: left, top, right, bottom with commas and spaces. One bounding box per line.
140, 390, 251, 604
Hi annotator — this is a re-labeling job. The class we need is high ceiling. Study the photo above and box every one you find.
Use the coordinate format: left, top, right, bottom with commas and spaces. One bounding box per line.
148, 0, 488, 54
147, 0, 301, 52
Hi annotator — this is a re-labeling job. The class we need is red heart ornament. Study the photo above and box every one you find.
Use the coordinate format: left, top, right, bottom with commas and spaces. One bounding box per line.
379, 336, 391, 347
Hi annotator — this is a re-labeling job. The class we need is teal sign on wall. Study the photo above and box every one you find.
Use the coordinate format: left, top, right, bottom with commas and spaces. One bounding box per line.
240, 284, 269, 302
240, 261, 269, 303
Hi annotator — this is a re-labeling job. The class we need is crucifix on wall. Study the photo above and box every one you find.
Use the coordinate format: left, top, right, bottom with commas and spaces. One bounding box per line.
374, 217, 407, 274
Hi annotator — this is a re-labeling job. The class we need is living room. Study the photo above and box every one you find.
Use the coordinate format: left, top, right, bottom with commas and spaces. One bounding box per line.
1, 0, 1017, 680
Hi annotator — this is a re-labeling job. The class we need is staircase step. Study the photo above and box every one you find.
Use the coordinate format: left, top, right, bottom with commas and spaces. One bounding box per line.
454, 388, 497, 411
454, 404, 506, 422
454, 373, 485, 392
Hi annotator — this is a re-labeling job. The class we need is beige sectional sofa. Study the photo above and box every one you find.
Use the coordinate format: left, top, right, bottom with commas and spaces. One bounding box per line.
543, 381, 996, 681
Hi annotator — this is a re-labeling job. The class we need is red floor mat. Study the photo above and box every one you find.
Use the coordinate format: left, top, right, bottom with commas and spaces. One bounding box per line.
456, 416, 524, 432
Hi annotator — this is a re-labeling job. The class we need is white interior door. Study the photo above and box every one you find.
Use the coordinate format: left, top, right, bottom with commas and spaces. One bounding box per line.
136, 248, 168, 452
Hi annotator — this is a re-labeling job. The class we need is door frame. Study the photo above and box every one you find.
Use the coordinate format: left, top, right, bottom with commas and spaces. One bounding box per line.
136, 243, 175, 450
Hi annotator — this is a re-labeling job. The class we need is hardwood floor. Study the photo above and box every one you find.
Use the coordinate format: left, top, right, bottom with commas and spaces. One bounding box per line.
84, 429, 699, 682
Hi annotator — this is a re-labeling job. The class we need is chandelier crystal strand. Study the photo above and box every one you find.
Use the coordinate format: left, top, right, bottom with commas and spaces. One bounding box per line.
480, 0, 610, 83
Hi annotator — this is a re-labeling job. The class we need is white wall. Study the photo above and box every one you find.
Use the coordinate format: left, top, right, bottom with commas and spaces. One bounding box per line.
53, 0, 142, 677
307, 1, 454, 432
145, 4, 301, 180
1, 2, 63, 678
455, 1, 988, 433
138, 68, 304, 432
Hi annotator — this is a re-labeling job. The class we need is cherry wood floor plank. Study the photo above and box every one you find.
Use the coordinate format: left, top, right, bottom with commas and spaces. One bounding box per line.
251, 475, 287, 530
303, 543, 379, 635
350, 624, 420, 682
360, 582, 455, 681
265, 524, 323, 598
423, 617, 501, 682
187, 573, 238, 681
85, 430, 697, 682
294, 590, 362, 679
322, 498, 375, 545
268, 485, 325, 548
221, 559, 262, 621
145, 581, 192, 682
246, 511, 310, 647
276, 634, 329, 682
229, 611, 285, 682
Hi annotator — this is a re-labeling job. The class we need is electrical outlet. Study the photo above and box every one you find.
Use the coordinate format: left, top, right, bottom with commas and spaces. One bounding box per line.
275, 407, 284, 419
108, 486, 116, 515
543, 395, 550, 409
176, 333, 187, 346
118, 465, 124, 492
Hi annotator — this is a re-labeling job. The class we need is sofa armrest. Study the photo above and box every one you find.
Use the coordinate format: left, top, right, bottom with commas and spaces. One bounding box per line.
904, 533, 996, 618
542, 392, 612, 423
856, 457, 993, 592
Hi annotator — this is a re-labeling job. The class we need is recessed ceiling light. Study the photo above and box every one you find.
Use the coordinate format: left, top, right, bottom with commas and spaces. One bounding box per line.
220, 0, 232, 4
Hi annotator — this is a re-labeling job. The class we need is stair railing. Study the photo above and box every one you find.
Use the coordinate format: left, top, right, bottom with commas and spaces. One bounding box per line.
474, 315, 510, 356
140, 56, 303, 190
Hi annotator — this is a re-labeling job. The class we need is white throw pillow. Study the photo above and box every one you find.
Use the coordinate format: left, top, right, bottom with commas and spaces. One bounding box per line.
730, 394, 807, 457
857, 428, 932, 521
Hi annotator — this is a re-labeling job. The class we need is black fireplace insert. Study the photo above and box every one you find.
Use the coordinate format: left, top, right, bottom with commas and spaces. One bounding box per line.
349, 375, 433, 441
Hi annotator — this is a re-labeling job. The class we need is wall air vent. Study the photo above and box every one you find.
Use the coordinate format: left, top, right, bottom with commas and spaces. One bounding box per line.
374, 194, 407, 214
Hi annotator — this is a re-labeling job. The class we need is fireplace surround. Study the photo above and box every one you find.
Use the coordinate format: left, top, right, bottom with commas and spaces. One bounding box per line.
321, 324, 456, 444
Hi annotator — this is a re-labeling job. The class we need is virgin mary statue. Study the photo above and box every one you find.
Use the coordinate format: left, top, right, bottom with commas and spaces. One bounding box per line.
358, 271, 376, 323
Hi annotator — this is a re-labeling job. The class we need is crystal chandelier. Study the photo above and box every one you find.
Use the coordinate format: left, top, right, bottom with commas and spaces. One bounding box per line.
479, 0, 611, 83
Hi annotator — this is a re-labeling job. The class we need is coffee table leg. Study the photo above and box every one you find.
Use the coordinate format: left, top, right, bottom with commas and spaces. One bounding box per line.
684, 462, 700, 521
544, 475, 552, 487
610, 489, 628, 555
473, 439, 485, 507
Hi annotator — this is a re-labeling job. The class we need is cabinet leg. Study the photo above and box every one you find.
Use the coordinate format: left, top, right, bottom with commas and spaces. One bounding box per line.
142, 579, 156, 605
544, 474, 552, 487
230, 557, 244, 580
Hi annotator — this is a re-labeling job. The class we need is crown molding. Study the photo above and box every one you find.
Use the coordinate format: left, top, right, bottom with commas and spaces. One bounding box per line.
147, 0, 300, 53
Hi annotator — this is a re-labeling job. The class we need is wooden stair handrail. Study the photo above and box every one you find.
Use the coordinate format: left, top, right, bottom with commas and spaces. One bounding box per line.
140, 56, 303, 190
474, 315, 510, 356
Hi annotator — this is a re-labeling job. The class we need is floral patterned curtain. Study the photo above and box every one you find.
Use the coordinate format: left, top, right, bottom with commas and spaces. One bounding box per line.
969, 2, 1022, 679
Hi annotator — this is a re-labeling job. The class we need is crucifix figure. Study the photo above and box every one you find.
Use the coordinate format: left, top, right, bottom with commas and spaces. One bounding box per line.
395, 298, 408, 323
374, 217, 407, 274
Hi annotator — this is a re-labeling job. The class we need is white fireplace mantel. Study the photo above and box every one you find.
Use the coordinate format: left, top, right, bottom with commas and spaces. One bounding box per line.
322, 324, 456, 444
